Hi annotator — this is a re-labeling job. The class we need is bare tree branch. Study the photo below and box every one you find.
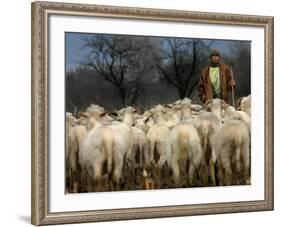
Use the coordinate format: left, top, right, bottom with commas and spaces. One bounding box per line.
159, 38, 211, 99
157, 65, 177, 87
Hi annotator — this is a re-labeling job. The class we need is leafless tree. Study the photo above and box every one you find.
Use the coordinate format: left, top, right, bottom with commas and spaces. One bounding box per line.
81, 35, 160, 106
157, 38, 212, 99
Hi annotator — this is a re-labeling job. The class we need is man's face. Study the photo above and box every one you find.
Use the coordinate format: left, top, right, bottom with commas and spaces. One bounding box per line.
211, 55, 220, 64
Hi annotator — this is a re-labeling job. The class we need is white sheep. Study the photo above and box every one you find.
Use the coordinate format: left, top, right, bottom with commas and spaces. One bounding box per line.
134, 117, 149, 133
146, 105, 170, 165
237, 95, 251, 116
190, 112, 222, 186
86, 104, 105, 114
67, 124, 87, 192
167, 122, 203, 187
223, 105, 251, 132
164, 104, 181, 128
191, 104, 203, 112
204, 98, 226, 119
213, 119, 250, 185
180, 98, 193, 119
124, 126, 149, 188
79, 107, 135, 191
79, 125, 114, 192
65, 112, 74, 191
161, 98, 192, 128
65, 112, 88, 193
130, 127, 148, 168
146, 105, 170, 188
109, 107, 136, 190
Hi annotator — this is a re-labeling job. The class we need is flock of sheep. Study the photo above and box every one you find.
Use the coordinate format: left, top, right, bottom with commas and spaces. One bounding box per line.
66, 95, 251, 193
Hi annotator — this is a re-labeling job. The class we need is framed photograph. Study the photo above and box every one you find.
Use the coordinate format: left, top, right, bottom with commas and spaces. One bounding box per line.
31, 1, 274, 225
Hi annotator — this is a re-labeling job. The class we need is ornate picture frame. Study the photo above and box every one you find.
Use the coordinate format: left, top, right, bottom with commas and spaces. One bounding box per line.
31, 1, 273, 225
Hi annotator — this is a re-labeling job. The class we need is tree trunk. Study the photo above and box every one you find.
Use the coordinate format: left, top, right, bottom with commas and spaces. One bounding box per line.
118, 87, 126, 106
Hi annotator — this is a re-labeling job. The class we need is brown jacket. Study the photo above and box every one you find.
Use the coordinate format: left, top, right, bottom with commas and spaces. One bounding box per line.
198, 64, 235, 103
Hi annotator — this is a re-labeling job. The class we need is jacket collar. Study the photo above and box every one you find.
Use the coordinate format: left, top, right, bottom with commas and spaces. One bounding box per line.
209, 62, 220, 67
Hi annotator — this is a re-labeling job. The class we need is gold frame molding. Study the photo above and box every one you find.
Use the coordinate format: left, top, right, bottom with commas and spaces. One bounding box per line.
31, 1, 274, 225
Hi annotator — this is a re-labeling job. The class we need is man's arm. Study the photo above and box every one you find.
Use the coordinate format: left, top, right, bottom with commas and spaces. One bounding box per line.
198, 71, 207, 103
226, 65, 236, 90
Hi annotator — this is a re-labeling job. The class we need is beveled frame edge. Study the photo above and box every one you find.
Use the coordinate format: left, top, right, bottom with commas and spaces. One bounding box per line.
31, 1, 274, 225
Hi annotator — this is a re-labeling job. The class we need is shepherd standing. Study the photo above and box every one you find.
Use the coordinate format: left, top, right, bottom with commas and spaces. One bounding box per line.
198, 49, 236, 104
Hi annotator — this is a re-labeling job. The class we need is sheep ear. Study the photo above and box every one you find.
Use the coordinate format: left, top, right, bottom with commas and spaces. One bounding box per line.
220, 100, 227, 110
135, 107, 140, 114
131, 105, 138, 113
204, 99, 212, 110
223, 105, 228, 110
110, 112, 118, 117
100, 112, 107, 118
80, 112, 89, 118
220, 99, 226, 105
204, 99, 212, 106
236, 97, 243, 109
72, 118, 78, 124
144, 114, 152, 123
224, 104, 230, 109
165, 104, 172, 108
204, 105, 210, 111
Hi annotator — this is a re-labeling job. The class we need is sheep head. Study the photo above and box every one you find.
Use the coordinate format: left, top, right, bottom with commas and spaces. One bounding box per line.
151, 104, 166, 124
236, 95, 251, 116
114, 106, 137, 125
204, 99, 227, 119
80, 111, 106, 130
66, 112, 75, 130
86, 104, 105, 114
180, 98, 192, 120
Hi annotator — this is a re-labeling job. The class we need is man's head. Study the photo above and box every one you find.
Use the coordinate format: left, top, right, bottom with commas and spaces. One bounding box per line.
210, 49, 220, 65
